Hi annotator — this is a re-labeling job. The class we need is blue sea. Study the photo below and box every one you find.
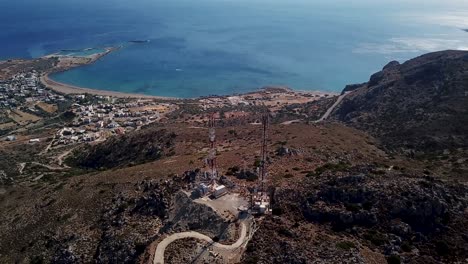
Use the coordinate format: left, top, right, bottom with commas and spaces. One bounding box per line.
1, 0, 468, 97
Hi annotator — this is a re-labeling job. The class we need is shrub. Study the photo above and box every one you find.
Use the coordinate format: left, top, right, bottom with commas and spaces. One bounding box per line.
30, 256, 44, 264
253, 159, 262, 167
344, 203, 361, 212
386, 255, 401, 264
363, 201, 373, 210
364, 230, 387, 246
401, 241, 412, 252
336, 241, 356, 251
314, 162, 350, 176
272, 207, 283, 216
435, 240, 450, 256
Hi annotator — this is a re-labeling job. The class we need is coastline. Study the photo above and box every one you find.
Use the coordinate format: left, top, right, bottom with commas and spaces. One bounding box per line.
40, 46, 178, 100
39, 46, 335, 100
41, 73, 177, 100
41, 72, 335, 101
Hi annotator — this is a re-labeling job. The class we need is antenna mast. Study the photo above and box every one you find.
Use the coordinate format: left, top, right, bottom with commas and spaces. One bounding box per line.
260, 112, 269, 193
207, 113, 218, 188
251, 110, 272, 215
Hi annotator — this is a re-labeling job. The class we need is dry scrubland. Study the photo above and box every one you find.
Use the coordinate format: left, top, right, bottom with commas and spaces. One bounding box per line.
0, 50, 467, 263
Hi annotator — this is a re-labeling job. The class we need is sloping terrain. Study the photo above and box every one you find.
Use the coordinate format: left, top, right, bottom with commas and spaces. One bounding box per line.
0, 122, 391, 263
68, 127, 176, 169
1, 50, 468, 264
244, 167, 468, 264
332, 50, 468, 153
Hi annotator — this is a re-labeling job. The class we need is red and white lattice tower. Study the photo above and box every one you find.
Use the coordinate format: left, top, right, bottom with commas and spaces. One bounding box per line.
259, 112, 269, 195
207, 113, 218, 189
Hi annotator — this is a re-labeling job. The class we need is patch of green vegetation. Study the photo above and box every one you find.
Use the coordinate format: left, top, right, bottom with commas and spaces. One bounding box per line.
30, 255, 44, 264
364, 230, 387, 246
344, 203, 361, 212
226, 166, 241, 176
336, 241, 356, 251
362, 201, 373, 210
275, 140, 288, 146
245, 172, 258, 181
53, 182, 66, 191
228, 129, 238, 136
243, 255, 259, 264
230, 169, 258, 181
314, 162, 350, 176
41, 174, 57, 183
69, 128, 175, 170
435, 240, 450, 256
57, 212, 74, 224
401, 241, 412, 252
253, 158, 262, 167
272, 207, 283, 216
278, 228, 295, 238
386, 255, 401, 264
44, 199, 56, 207
372, 169, 386, 175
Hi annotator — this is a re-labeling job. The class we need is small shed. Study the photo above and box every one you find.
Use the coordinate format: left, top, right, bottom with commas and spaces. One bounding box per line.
213, 185, 228, 199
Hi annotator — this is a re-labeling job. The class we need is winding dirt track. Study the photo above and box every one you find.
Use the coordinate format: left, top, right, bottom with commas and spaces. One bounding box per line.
153, 222, 247, 264
315, 92, 350, 122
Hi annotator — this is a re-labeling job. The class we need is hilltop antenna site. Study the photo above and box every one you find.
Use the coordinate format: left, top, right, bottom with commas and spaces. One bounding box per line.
251, 112, 272, 215
193, 113, 228, 199
207, 113, 218, 187
192, 112, 271, 210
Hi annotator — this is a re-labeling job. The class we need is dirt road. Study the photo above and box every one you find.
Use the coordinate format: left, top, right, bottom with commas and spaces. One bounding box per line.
153, 221, 247, 264
315, 92, 349, 122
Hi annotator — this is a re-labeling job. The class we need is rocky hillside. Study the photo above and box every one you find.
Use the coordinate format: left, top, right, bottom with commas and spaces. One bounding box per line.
244, 165, 468, 264
68, 128, 176, 169
332, 50, 468, 153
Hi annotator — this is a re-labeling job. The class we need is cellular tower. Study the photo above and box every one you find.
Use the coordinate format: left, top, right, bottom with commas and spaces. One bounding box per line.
206, 113, 218, 188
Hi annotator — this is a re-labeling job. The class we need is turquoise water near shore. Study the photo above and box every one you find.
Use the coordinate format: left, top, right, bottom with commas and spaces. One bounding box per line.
56, 48, 107, 57
1, 0, 468, 97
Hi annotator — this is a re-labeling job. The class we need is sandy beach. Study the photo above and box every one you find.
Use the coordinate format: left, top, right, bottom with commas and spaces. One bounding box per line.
39, 47, 177, 100
41, 73, 177, 100
39, 47, 333, 101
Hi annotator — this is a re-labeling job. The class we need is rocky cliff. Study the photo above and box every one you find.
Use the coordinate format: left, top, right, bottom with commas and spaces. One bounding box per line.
332, 50, 468, 153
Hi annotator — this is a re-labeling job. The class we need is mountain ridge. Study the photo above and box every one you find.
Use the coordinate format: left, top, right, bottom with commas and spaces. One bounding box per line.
332, 50, 468, 153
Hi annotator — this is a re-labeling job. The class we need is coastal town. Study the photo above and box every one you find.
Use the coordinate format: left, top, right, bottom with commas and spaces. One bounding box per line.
53, 99, 173, 145
0, 71, 65, 109
0, 70, 180, 146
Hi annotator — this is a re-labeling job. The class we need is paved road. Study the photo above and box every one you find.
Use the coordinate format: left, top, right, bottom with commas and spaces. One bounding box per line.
315, 92, 350, 123
153, 222, 247, 264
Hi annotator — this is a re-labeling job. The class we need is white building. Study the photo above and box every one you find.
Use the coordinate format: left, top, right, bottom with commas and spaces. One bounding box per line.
213, 185, 228, 199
